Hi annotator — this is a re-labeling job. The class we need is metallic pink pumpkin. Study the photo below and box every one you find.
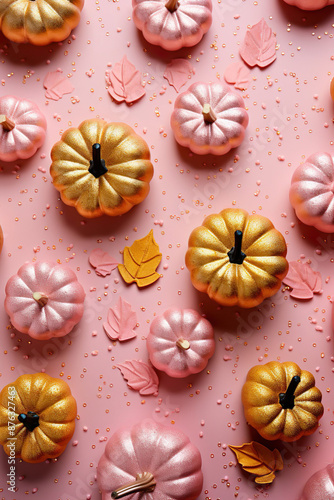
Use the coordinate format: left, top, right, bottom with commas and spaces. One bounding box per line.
290, 152, 334, 233
0, 95, 47, 162
5, 261, 85, 340
147, 307, 215, 378
282, 0, 334, 9
300, 463, 334, 500
171, 82, 249, 155
132, 0, 212, 51
97, 419, 203, 500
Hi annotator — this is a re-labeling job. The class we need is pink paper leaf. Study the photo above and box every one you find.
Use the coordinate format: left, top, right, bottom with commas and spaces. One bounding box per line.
224, 61, 250, 90
239, 18, 276, 68
283, 261, 322, 299
103, 297, 137, 341
89, 248, 119, 277
106, 56, 145, 104
43, 69, 74, 100
116, 360, 159, 396
163, 59, 195, 92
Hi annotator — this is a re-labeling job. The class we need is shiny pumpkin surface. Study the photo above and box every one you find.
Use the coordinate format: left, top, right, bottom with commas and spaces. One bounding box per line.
97, 419, 203, 500
290, 152, 334, 233
282, 0, 334, 9
185, 208, 288, 308
0, 0, 84, 45
0, 225, 3, 254
50, 119, 154, 218
242, 361, 324, 442
300, 463, 334, 500
0, 373, 77, 463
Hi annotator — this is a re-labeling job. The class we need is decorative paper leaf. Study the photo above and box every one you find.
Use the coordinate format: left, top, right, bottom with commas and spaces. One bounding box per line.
283, 261, 322, 299
103, 297, 137, 341
239, 18, 276, 68
163, 59, 195, 92
89, 248, 119, 277
106, 56, 146, 104
43, 69, 74, 100
118, 230, 162, 288
224, 61, 250, 90
116, 360, 159, 396
229, 442, 283, 484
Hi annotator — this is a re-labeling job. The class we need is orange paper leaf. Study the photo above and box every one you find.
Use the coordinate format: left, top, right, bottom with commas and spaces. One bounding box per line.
229, 442, 283, 484
118, 230, 162, 287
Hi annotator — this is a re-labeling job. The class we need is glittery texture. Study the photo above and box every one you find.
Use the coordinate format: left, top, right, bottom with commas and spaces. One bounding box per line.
5, 261, 85, 340
282, 0, 334, 9
300, 463, 334, 500
147, 307, 215, 378
0, 373, 77, 463
170, 82, 249, 155
97, 419, 203, 500
229, 442, 283, 484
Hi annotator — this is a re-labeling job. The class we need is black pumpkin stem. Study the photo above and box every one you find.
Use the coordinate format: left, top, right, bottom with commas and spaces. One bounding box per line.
279, 375, 301, 410
88, 143, 108, 178
228, 230, 246, 264
18, 411, 40, 432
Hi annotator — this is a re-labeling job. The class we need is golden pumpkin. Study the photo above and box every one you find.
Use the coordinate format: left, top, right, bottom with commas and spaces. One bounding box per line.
185, 208, 288, 308
0, 0, 84, 46
50, 119, 154, 218
242, 361, 324, 442
0, 373, 77, 463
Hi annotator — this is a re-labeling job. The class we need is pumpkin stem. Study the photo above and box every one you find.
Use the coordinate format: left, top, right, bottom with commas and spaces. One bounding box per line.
176, 337, 190, 350
165, 0, 179, 12
0, 114, 15, 132
88, 143, 108, 179
33, 292, 48, 307
228, 230, 246, 265
279, 375, 301, 410
18, 411, 40, 432
202, 104, 217, 124
111, 472, 156, 499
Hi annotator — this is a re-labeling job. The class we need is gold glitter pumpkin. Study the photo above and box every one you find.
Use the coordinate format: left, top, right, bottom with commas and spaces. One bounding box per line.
242, 361, 324, 442
50, 119, 154, 218
0, 373, 77, 463
185, 208, 288, 308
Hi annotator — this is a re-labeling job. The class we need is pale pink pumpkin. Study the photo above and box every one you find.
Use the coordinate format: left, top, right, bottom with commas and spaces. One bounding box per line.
299, 463, 334, 499
97, 419, 203, 500
289, 152, 334, 233
132, 0, 212, 51
5, 261, 85, 340
171, 82, 249, 155
282, 0, 334, 9
147, 307, 215, 378
0, 96, 47, 162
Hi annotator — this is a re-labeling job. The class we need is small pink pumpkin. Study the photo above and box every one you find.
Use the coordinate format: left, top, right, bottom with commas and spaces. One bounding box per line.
299, 463, 334, 499
282, 0, 334, 9
0, 96, 47, 162
5, 261, 85, 340
97, 419, 203, 500
147, 307, 215, 378
132, 0, 212, 51
290, 152, 334, 233
171, 82, 249, 155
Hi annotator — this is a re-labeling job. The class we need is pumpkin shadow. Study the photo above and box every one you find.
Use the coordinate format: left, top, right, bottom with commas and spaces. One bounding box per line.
292, 217, 334, 256
0, 33, 65, 66
173, 141, 244, 172
276, 0, 334, 25
0, 151, 43, 175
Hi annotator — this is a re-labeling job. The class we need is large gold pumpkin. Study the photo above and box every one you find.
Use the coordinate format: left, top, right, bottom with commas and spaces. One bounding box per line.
242, 361, 324, 442
0, 373, 77, 463
185, 208, 288, 308
50, 119, 154, 218
0, 0, 84, 46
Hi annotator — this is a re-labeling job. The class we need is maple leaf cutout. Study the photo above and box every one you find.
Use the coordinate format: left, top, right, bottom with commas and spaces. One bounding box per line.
239, 18, 277, 68
117, 360, 159, 396
118, 230, 162, 288
229, 442, 283, 484
43, 69, 74, 100
283, 261, 322, 300
224, 61, 250, 91
163, 59, 195, 92
103, 297, 137, 341
89, 248, 119, 277
106, 56, 146, 104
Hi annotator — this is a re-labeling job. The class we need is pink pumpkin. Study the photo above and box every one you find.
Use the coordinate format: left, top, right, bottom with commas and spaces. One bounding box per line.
300, 463, 334, 499
171, 82, 249, 155
290, 152, 334, 233
0, 96, 47, 162
97, 419, 203, 500
282, 0, 334, 9
147, 307, 215, 378
5, 261, 85, 340
132, 0, 212, 51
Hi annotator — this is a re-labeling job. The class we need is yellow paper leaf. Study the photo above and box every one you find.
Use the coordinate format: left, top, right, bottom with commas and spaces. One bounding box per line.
255, 471, 276, 484
274, 448, 283, 471
229, 442, 283, 483
118, 230, 162, 287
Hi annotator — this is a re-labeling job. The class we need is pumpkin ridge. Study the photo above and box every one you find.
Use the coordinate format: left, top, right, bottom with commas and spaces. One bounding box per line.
62, 135, 92, 164
308, 153, 334, 182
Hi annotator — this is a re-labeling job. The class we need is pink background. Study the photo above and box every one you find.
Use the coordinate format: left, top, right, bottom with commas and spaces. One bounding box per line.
1, 0, 334, 499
